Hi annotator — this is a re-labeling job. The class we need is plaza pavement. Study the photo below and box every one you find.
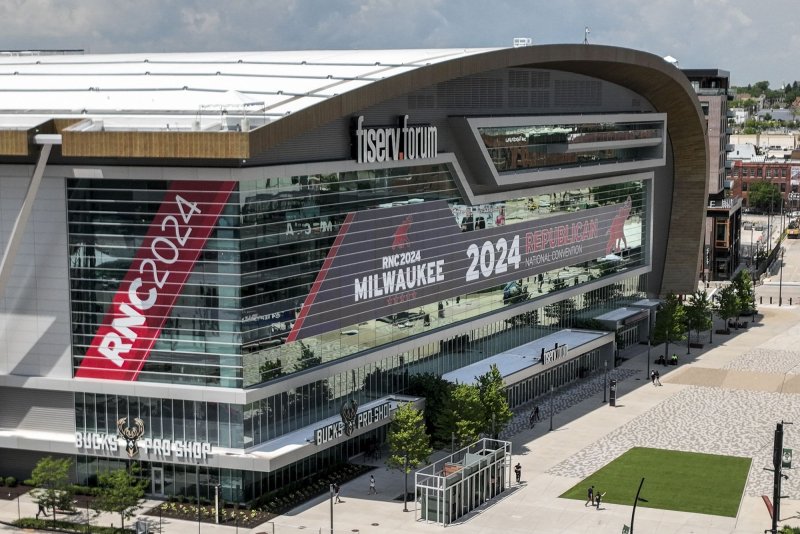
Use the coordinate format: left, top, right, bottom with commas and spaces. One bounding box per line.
2, 309, 800, 532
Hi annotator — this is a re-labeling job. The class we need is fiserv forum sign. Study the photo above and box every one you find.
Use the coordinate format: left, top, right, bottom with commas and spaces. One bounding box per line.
287, 197, 635, 342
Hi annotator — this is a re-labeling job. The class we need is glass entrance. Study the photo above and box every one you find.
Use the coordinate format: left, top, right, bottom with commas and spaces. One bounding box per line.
152, 467, 164, 495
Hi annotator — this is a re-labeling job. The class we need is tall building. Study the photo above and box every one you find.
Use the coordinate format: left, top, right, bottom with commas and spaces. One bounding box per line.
683, 69, 742, 281
0, 45, 707, 502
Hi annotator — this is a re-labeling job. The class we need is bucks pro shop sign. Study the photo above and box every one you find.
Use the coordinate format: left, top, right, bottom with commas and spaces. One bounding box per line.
287, 197, 635, 342
314, 401, 391, 446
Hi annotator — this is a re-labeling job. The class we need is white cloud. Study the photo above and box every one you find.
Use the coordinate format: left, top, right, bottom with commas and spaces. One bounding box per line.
0, 0, 795, 85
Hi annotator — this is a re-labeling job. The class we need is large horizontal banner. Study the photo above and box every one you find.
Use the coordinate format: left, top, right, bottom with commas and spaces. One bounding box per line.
75, 181, 236, 381
288, 197, 635, 342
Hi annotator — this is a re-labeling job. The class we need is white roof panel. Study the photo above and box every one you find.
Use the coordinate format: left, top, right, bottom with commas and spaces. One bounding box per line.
0, 48, 497, 127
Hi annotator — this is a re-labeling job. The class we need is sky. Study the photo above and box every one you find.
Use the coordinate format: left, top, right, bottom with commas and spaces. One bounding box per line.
1, 0, 797, 88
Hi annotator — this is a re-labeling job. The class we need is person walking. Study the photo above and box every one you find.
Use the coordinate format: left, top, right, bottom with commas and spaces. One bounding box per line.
369, 475, 377, 494
655, 370, 662, 386
334, 482, 342, 503
534, 405, 540, 421
529, 409, 536, 428
595, 491, 606, 510
650, 370, 656, 385
514, 462, 522, 484
585, 485, 594, 506
36, 503, 45, 519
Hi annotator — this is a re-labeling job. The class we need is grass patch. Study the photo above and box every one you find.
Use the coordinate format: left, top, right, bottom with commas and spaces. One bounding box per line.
560, 447, 751, 517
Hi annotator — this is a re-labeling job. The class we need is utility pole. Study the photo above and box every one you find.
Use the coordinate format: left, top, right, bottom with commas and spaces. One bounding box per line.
768, 421, 792, 534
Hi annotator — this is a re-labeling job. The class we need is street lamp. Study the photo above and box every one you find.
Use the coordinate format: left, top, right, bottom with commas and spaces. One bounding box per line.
779, 247, 785, 306
329, 484, 335, 534
549, 384, 554, 432
602, 360, 608, 404
709, 308, 714, 344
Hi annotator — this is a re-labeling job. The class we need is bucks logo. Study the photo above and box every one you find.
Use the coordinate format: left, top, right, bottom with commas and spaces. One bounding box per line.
117, 417, 145, 458
340, 399, 359, 437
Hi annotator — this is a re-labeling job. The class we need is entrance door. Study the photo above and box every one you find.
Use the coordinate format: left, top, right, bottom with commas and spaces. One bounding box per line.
152, 467, 164, 496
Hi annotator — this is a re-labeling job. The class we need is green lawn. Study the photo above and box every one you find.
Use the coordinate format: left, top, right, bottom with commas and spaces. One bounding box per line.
560, 447, 751, 517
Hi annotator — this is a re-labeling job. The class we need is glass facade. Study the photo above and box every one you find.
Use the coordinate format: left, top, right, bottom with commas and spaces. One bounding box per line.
68, 180, 241, 387
68, 169, 649, 391
479, 121, 664, 173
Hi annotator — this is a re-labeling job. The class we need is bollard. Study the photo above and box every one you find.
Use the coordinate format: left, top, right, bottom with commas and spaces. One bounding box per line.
760, 296, 763, 304
791, 298, 793, 306
770, 297, 773, 304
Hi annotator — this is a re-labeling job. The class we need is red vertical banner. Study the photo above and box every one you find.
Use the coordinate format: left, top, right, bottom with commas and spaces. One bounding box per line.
75, 181, 235, 381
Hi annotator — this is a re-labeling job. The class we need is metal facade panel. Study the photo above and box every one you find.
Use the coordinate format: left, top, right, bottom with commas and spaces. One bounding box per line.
0, 386, 73, 432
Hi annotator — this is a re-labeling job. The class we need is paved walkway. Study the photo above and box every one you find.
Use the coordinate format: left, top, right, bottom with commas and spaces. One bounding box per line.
2, 308, 800, 533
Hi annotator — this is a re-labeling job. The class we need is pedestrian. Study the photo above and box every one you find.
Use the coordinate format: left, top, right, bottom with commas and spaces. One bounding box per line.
529, 409, 536, 428
334, 482, 342, 503
655, 370, 661, 386
514, 463, 522, 483
595, 491, 606, 510
369, 475, 377, 494
585, 485, 594, 506
534, 405, 540, 421
650, 370, 656, 385
36, 503, 45, 519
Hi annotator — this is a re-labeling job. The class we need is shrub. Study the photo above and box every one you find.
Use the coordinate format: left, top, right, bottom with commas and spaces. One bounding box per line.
0, 478, 5, 487
5, 477, 16, 487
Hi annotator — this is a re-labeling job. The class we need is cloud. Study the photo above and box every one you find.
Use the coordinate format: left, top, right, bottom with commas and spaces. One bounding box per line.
0, 0, 794, 85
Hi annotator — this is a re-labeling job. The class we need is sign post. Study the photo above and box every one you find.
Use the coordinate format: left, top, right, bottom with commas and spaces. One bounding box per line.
609, 379, 617, 407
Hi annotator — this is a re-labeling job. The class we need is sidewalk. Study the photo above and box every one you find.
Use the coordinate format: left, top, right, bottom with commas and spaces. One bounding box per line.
0, 308, 798, 533
261, 306, 800, 534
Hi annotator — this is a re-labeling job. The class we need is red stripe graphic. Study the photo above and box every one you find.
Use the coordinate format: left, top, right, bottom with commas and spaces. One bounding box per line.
75, 181, 236, 381
286, 212, 355, 342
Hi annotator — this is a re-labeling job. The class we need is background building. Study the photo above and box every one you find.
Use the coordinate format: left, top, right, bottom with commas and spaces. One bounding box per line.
682, 69, 741, 281
0, 45, 707, 502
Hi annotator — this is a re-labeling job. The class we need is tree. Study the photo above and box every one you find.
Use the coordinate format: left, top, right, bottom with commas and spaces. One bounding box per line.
652, 293, 686, 359
715, 285, 740, 334
30, 456, 74, 526
293, 341, 330, 411
258, 358, 283, 382
91, 464, 147, 532
387, 403, 432, 512
684, 290, 712, 344
476, 365, 512, 439
747, 180, 782, 213
440, 384, 485, 448
545, 278, 576, 326
731, 269, 756, 319
405, 373, 454, 446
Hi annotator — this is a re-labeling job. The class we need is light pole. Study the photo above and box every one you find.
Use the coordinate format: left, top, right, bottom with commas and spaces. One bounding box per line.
779, 247, 785, 306
646, 334, 651, 378
709, 308, 714, 344
403, 456, 410, 512
548, 384, 554, 432
196, 464, 201, 534
329, 483, 335, 534
602, 360, 608, 404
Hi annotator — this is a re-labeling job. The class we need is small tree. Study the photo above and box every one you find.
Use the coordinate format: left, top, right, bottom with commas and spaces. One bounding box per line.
716, 285, 741, 333
387, 403, 432, 512
684, 290, 713, 344
406, 373, 454, 446
30, 456, 74, 526
731, 270, 756, 318
92, 464, 147, 532
653, 293, 686, 359
476, 365, 512, 439
439, 384, 485, 448
545, 278, 576, 326
259, 358, 283, 382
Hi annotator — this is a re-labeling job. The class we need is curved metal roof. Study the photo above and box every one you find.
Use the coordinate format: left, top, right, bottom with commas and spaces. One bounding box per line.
0, 44, 708, 296
0, 48, 495, 124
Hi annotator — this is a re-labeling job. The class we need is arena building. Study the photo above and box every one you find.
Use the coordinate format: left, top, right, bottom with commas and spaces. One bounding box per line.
0, 44, 708, 502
